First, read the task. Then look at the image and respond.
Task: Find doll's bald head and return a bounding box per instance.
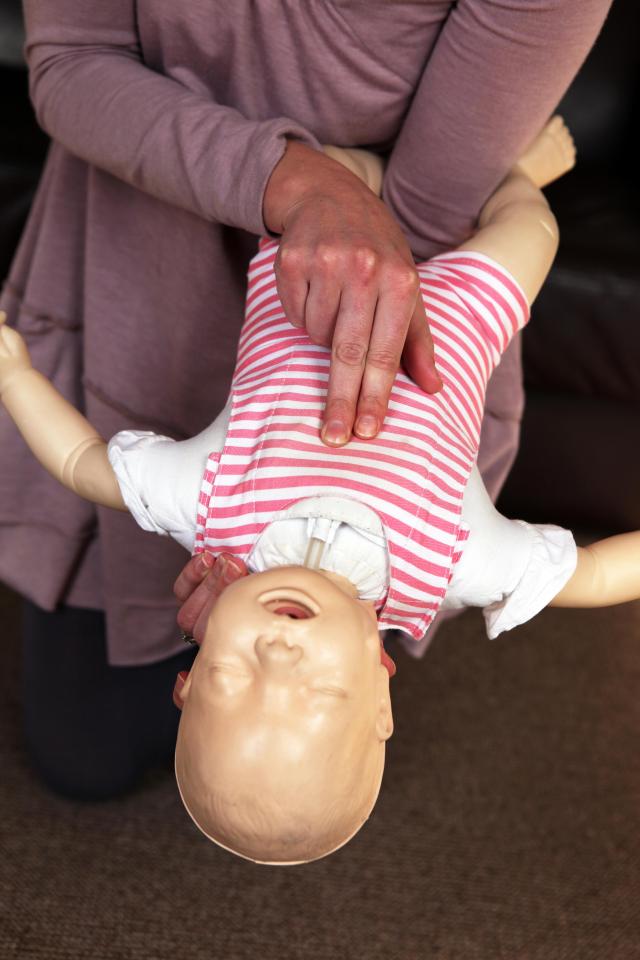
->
[174,566,393,864]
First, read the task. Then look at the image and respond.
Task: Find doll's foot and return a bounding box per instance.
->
[516,116,576,189]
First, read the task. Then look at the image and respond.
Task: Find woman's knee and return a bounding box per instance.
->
[21,602,142,800]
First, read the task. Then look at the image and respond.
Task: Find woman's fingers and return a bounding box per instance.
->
[173,552,214,603]
[320,265,378,445]
[303,265,341,347]
[318,255,433,446]
[267,142,442,442]
[278,244,442,445]
[275,246,308,329]
[401,295,442,395]
[350,263,419,439]
[174,552,247,636]
[177,577,217,637]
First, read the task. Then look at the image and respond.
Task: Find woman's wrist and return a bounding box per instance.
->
[322,145,385,197]
[263,139,361,234]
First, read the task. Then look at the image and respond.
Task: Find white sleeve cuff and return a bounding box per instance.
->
[483,522,577,639]
[107,431,175,538]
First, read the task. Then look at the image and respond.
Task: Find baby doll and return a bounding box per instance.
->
[2,120,639,865]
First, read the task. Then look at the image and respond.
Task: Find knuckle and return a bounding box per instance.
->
[277,246,305,275]
[334,339,367,367]
[367,347,401,371]
[352,247,379,282]
[314,244,339,272]
[391,265,420,296]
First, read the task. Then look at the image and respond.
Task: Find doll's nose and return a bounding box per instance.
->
[255,634,303,669]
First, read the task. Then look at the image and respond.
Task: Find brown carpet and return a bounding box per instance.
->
[1,583,639,960]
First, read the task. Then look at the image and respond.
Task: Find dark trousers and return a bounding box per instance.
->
[22,602,196,800]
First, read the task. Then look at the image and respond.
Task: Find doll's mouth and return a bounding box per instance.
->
[264,599,314,620]
[259,589,319,620]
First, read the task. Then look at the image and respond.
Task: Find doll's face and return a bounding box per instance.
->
[175,566,393,862]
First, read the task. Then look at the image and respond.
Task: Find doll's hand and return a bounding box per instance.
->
[0,312,33,395]
[174,552,248,643]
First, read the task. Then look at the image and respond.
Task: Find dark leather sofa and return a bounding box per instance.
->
[2,0,638,534]
[498,0,640,533]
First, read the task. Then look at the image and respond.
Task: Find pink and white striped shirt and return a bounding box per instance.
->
[194,239,529,640]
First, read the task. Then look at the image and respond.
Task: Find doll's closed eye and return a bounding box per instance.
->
[309,685,349,700]
[207,663,252,691]
[207,662,348,701]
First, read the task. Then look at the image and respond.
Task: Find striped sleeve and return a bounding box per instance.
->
[419,251,530,364]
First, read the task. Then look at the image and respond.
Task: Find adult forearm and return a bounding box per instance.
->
[24,2,319,234]
[381,0,611,258]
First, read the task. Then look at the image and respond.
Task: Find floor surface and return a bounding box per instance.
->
[1,584,639,959]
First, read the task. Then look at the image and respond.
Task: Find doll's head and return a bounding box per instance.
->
[174,565,393,865]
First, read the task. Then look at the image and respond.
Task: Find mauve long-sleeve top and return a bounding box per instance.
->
[0,0,610,663]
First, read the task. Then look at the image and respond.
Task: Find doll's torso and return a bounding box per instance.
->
[107,243,576,648]
[194,240,528,640]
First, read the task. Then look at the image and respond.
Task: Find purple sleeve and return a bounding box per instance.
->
[23,1,320,235]
[381,0,611,259]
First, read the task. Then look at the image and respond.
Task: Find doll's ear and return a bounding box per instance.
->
[375,667,394,741]
[173,670,193,711]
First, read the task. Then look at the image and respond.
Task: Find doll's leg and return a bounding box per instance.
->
[22,602,196,801]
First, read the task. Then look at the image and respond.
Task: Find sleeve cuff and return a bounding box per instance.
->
[483,521,577,639]
[107,431,174,537]
[235,119,322,237]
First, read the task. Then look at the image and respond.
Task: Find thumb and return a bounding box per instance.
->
[401,296,442,394]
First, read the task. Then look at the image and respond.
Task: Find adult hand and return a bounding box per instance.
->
[174,552,248,644]
[263,142,442,447]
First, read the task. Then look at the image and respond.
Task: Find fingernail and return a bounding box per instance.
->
[222,556,243,584]
[355,415,378,438]
[198,552,214,573]
[322,420,348,446]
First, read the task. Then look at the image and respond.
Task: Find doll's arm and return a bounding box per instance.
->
[456,118,578,305]
[322,145,384,198]
[550,533,640,608]
[456,167,558,306]
[0,314,126,510]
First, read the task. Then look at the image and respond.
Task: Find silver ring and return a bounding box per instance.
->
[180,630,197,646]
